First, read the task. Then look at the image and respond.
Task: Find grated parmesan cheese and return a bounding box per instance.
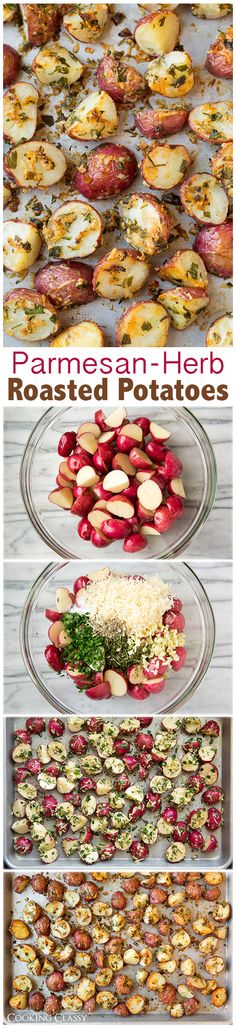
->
[77,571,173,645]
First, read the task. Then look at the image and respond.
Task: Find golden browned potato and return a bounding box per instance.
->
[13,976,32,992]
[9,994,28,1009]
[211,987,227,1007]
[9,919,30,940]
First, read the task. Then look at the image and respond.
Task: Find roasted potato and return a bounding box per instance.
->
[21,4,61,45]
[4,5,17,22]
[3,220,41,273]
[158,287,209,329]
[66,91,118,141]
[189,101,232,143]
[93,248,150,300]
[9,993,28,1009]
[193,220,233,276]
[50,323,106,348]
[142,143,191,190]
[35,261,94,308]
[212,902,231,921]
[206,314,232,347]
[44,200,103,260]
[135,106,188,139]
[97,54,146,106]
[3,83,38,145]
[211,987,227,1007]
[211,141,233,200]
[120,193,173,255]
[180,173,228,224]
[32,44,83,86]
[9,919,30,940]
[63,5,108,42]
[4,142,66,190]
[158,249,208,289]
[3,288,60,342]
[134,10,180,56]
[13,975,32,992]
[3,44,20,87]
[146,52,194,97]
[205,25,233,77]
[116,300,170,347]
[75,144,137,201]
[192,4,231,16]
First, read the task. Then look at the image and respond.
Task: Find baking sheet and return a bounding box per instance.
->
[3,869,233,1023]
[4,716,232,870]
[3,3,233,347]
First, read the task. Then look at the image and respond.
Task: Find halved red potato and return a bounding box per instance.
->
[50,323,106,348]
[97,54,146,106]
[4,142,66,190]
[35,261,94,308]
[206,314,232,347]
[119,193,173,256]
[3,220,41,272]
[3,83,38,145]
[146,52,194,97]
[75,144,137,201]
[43,201,103,259]
[192,4,231,17]
[3,288,60,342]
[20,4,61,45]
[135,106,188,139]
[211,142,233,200]
[158,250,208,289]
[3,44,20,87]
[142,143,191,191]
[193,220,233,277]
[3,5,17,21]
[205,25,233,78]
[63,5,108,42]
[158,287,210,329]
[32,44,83,86]
[93,248,150,300]
[66,91,118,141]
[3,184,12,207]
[180,174,228,224]
[134,10,179,56]
[188,101,232,143]
[49,487,74,510]
[116,300,170,347]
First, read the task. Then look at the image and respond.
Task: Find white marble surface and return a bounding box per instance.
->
[4,561,232,716]
[4,408,232,559]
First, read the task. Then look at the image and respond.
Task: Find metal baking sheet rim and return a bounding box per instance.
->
[4,717,232,871]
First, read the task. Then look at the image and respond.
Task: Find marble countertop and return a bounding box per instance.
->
[4,408,232,560]
[4,561,232,716]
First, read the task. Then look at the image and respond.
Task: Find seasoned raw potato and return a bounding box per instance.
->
[166,843,186,862]
[189,101,232,143]
[134,11,180,56]
[4,5,17,21]
[3,184,12,208]
[142,143,191,190]
[211,987,227,1006]
[3,288,60,342]
[75,144,137,201]
[116,300,170,347]
[211,141,233,200]
[180,174,228,224]
[4,142,66,190]
[97,54,146,106]
[205,25,233,78]
[93,248,150,300]
[21,4,61,45]
[35,261,94,308]
[50,323,106,348]
[158,249,208,289]
[135,106,188,139]
[193,221,233,276]
[206,315,232,347]
[3,220,41,273]
[120,193,173,255]
[3,44,21,87]
[158,287,209,329]
[63,5,108,42]
[3,84,38,145]
[32,44,83,86]
[9,994,28,1009]
[146,52,194,97]
[192,4,231,15]
[66,92,118,141]
[44,201,103,259]
[9,919,30,940]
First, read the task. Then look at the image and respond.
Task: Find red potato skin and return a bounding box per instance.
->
[193,221,233,278]
[35,262,94,309]
[75,144,137,200]
[135,107,189,139]
[205,27,233,79]
[3,44,20,87]
[97,54,146,106]
[21,4,61,45]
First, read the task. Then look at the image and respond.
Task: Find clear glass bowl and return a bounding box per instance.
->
[20,560,215,716]
[20,406,217,560]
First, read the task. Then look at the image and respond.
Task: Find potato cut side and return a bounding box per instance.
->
[105,407,127,429]
[77,422,101,439]
[76,467,100,488]
[103,470,129,493]
[120,423,143,442]
[44,201,103,260]
[33,44,83,85]
[180,174,228,224]
[55,588,73,613]
[93,248,150,299]
[48,487,74,510]
[3,220,41,272]
[206,314,232,347]
[192,4,231,17]
[158,287,210,329]
[104,670,128,695]
[59,461,76,482]
[158,249,208,289]
[106,496,134,519]
[140,523,160,535]
[3,289,60,342]
[137,480,162,511]
[78,433,98,455]
[142,143,191,190]
[63,5,108,42]
[120,193,172,256]
[4,141,66,189]
[171,478,185,497]
[113,453,137,475]
[88,509,107,530]
[3,82,38,144]
[50,323,105,348]
[146,51,194,97]
[150,422,171,441]
[116,301,170,347]
[66,91,118,141]
[189,102,232,143]
[135,10,179,56]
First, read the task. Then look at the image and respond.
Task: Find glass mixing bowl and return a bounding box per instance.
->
[20,407,216,560]
[20,560,215,716]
